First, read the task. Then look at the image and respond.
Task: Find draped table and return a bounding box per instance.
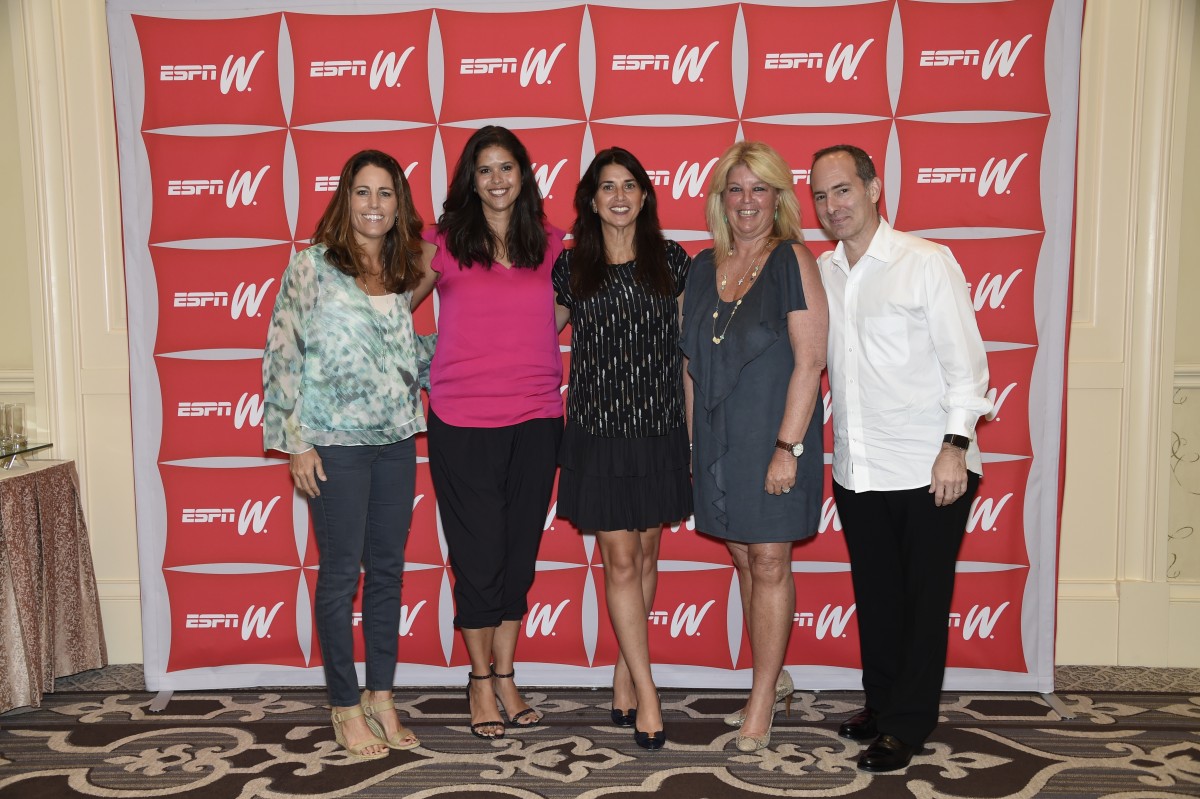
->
[0,460,107,712]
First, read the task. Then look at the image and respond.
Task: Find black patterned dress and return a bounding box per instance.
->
[551,240,693,531]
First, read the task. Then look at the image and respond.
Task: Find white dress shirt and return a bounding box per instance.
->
[819,218,992,492]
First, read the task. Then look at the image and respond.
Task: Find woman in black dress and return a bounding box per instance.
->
[680,141,828,753]
[552,147,692,751]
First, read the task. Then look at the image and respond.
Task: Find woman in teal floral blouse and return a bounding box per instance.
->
[262,150,435,761]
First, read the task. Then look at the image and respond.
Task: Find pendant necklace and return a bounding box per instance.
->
[712,243,768,345]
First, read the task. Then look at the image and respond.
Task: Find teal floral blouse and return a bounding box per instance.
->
[262,244,434,453]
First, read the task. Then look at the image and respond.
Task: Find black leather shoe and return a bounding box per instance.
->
[858,733,918,772]
[610,707,637,728]
[838,707,878,741]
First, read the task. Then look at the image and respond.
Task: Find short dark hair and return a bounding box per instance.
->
[812,144,877,184]
[569,147,672,299]
[437,125,547,270]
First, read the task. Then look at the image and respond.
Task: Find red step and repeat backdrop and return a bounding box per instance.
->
[106,0,1083,692]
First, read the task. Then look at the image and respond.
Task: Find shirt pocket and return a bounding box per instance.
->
[862,315,910,364]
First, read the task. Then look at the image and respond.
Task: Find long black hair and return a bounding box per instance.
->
[570,147,672,299]
[312,149,424,293]
[436,125,547,269]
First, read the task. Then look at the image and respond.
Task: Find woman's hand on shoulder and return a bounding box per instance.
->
[290,448,326,498]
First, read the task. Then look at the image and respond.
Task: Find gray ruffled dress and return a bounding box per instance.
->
[680,241,823,543]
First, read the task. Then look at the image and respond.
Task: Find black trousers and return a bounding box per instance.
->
[427,408,562,629]
[833,472,980,747]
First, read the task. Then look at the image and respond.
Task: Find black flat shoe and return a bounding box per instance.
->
[610,707,637,728]
[838,707,878,741]
[633,727,666,750]
[858,733,918,772]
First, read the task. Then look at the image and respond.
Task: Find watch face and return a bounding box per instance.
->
[792,444,804,457]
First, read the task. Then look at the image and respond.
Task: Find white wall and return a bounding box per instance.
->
[2,0,1197,667]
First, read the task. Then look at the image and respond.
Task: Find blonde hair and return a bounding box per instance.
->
[704,141,804,261]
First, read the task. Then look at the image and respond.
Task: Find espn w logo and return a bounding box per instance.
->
[160,52,263,94]
[918,50,980,67]
[977,155,1026,196]
[916,156,1026,196]
[917,168,977,184]
[173,281,275,319]
[532,159,569,200]
[648,160,720,200]
[794,603,856,639]
[178,401,231,417]
[526,600,571,636]
[981,36,1033,79]
[226,166,271,207]
[613,42,719,85]
[818,498,842,535]
[764,41,873,83]
[971,270,1022,312]
[235,393,265,430]
[184,601,285,639]
[237,497,280,536]
[919,36,1032,79]
[167,166,271,208]
[181,508,235,523]
[984,382,1017,422]
[461,45,566,87]
[310,60,366,77]
[948,602,1009,640]
[174,291,228,308]
[231,281,274,319]
[399,600,426,636]
[311,48,414,89]
[649,601,716,638]
[967,493,1012,533]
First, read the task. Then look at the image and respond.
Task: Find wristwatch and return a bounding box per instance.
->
[775,439,803,457]
[942,434,971,450]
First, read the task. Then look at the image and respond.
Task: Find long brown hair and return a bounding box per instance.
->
[569,147,673,299]
[311,149,424,292]
[436,126,547,270]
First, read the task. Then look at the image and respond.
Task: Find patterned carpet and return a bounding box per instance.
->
[1,671,1198,798]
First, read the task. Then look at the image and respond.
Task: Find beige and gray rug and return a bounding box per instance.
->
[1,666,1197,798]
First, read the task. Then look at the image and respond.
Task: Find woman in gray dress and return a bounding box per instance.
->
[680,141,828,753]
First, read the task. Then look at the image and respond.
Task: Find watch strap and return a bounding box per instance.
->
[943,433,971,450]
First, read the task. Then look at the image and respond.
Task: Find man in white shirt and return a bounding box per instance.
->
[810,144,992,772]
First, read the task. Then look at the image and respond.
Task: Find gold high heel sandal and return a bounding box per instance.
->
[330,704,390,761]
[723,669,794,728]
[360,691,421,750]
[735,706,777,753]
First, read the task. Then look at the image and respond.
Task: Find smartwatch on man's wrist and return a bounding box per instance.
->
[942,434,971,451]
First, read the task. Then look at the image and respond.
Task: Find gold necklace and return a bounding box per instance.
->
[711,243,768,345]
[357,273,387,296]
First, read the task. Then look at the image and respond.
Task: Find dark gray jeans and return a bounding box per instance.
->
[309,438,416,707]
